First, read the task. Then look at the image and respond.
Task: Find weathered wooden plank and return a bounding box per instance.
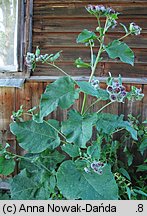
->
[33,4,147,18]
[32,33,147,49]
[32,62,103,76]
[31,46,147,64]
[32,61,147,78]
[0,87,16,156]
[0,88,15,131]
[33,18,147,33]
[34,1,147,4]
[15,82,32,121]
[30,82,44,108]
[28,76,147,84]
[142,84,147,121]
[103,62,147,78]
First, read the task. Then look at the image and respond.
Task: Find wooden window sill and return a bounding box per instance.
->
[28,76,147,84]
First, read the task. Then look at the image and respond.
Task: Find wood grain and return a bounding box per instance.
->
[0,0,147,167]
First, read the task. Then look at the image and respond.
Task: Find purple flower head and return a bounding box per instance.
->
[111,20,117,29]
[86,4,117,17]
[110,94,117,101]
[91,161,97,169]
[127,86,144,101]
[120,86,126,92]
[115,82,120,87]
[91,78,99,90]
[114,87,121,93]
[87,4,94,11]
[121,91,127,97]
[91,161,105,175]
[129,22,142,35]
[84,167,90,173]
[97,162,105,167]
[97,170,103,175]
[99,5,106,12]
[107,86,113,92]
[25,52,35,64]
[106,7,115,14]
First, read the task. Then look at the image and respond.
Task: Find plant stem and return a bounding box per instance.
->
[90,41,94,69]
[81,18,109,115]
[81,93,87,115]
[81,41,95,115]
[97,17,101,30]
[44,120,67,140]
[88,43,103,83]
[113,128,125,134]
[83,98,101,115]
[8,152,51,174]
[89,17,109,83]
[77,156,91,163]
[60,140,69,144]
[97,101,113,113]
[46,61,70,78]
[118,32,131,41]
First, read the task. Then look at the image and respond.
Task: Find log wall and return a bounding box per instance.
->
[0,0,147,165]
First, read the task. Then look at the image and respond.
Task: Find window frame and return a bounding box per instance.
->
[0,0,33,79]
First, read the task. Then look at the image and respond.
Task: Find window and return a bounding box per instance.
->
[0,0,33,74]
[0,0,18,72]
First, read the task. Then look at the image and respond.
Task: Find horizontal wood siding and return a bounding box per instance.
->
[32,0,147,79]
[0,1,147,178]
[0,80,146,132]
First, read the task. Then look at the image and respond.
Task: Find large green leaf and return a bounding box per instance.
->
[61,144,80,158]
[0,156,15,176]
[19,153,41,173]
[87,141,101,161]
[77,81,109,100]
[96,113,137,140]
[76,29,97,44]
[139,136,147,155]
[0,192,10,200]
[10,169,51,200]
[61,110,97,148]
[10,169,37,200]
[119,168,131,181]
[57,160,118,200]
[136,164,147,172]
[40,77,79,119]
[105,40,134,66]
[133,189,147,198]
[10,120,60,153]
[41,150,65,170]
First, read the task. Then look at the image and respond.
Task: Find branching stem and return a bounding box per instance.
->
[97,101,113,113]
[44,120,67,140]
[7,152,51,174]
[83,98,101,115]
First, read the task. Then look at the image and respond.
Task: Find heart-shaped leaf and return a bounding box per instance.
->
[57,160,118,200]
[96,113,137,140]
[40,77,79,119]
[77,81,109,100]
[61,110,97,148]
[76,29,97,44]
[0,156,15,176]
[105,40,134,66]
[10,120,60,153]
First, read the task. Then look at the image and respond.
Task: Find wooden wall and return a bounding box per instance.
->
[0,0,147,158]
[32,0,147,79]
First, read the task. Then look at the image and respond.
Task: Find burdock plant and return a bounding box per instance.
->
[0,5,144,200]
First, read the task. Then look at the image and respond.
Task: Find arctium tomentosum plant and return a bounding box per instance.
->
[0,4,145,200]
